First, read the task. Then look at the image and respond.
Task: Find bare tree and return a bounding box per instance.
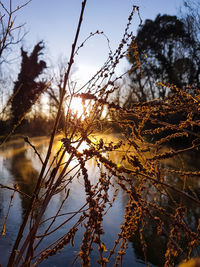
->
[0,0,32,123]
[0,0,31,66]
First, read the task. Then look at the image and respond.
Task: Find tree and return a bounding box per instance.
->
[0,0,31,124]
[180,0,200,89]
[0,0,31,68]
[11,41,47,125]
[128,14,196,101]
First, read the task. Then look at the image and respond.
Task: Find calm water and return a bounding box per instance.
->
[0,136,199,266]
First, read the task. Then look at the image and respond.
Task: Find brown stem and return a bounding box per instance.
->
[8,1,88,266]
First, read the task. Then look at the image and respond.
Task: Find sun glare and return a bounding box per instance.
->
[66,97,85,118]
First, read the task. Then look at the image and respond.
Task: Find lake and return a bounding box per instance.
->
[0,136,199,266]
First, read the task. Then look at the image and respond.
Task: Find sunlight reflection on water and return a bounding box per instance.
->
[0,135,199,266]
[0,136,146,267]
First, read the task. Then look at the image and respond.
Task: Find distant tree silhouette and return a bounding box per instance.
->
[128,14,196,101]
[181,0,200,89]
[11,41,46,125]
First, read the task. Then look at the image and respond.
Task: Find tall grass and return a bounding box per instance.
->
[0,1,200,266]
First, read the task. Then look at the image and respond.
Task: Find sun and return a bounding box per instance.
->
[66,96,85,118]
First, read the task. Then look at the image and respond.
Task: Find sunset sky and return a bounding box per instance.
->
[14,0,184,84]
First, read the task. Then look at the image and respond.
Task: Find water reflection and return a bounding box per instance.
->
[9,150,38,211]
[0,136,199,266]
[128,152,200,267]
[129,187,200,266]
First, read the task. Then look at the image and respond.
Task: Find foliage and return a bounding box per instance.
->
[0,0,33,132]
[128,14,199,101]
[11,41,47,125]
[181,0,200,88]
